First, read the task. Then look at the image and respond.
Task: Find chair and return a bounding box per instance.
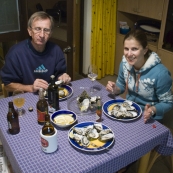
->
[138,126,173,173]
[1,83,8,98]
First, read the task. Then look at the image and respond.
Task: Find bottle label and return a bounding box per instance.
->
[41,137,49,148]
[37,109,46,123]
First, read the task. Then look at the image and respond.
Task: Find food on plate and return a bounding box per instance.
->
[69,123,114,148]
[108,100,138,119]
[59,87,68,98]
[76,90,99,112]
[54,114,74,125]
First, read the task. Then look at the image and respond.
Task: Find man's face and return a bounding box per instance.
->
[28,18,52,47]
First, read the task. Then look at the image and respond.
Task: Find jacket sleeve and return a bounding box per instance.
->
[154,69,173,118]
[0,51,22,85]
[116,60,126,94]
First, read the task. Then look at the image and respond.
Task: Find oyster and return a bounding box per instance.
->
[99,129,112,136]
[73,134,83,143]
[87,129,99,139]
[94,123,103,132]
[80,99,90,112]
[59,89,65,97]
[113,104,121,111]
[81,136,90,147]
[73,127,84,135]
[100,133,114,141]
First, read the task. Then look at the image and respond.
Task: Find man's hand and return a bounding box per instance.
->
[58,73,71,84]
[33,79,49,92]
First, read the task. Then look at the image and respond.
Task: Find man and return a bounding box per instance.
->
[0,11,71,93]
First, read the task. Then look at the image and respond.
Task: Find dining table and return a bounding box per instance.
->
[0,78,173,173]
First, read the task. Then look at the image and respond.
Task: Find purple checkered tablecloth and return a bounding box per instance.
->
[0,78,173,173]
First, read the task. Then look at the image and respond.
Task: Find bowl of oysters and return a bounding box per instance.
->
[67,87,102,115]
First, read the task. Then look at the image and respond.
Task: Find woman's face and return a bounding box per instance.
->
[124,38,148,70]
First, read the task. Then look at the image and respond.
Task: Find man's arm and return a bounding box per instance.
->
[5,79,49,93]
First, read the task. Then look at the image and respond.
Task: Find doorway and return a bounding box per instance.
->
[0,0,84,95]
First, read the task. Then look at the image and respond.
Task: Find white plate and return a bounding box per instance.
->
[140,25,160,33]
[68,121,115,152]
[103,99,142,122]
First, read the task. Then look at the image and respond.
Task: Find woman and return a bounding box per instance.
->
[106,29,173,123]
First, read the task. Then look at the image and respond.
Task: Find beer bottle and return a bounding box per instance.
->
[7,102,20,135]
[42,113,55,136]
[96,98,102,122]
[48,75,59,112]
[37,88,48,125]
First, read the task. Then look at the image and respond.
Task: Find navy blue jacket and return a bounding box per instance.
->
[0,39,66,85]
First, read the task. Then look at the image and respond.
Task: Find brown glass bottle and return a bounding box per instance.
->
[42,113,55,136]
[7,102,20,135]
[96,99,102,122]
[37,88,48,125]
[48,75,59,112]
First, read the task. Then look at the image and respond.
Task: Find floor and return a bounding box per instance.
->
[1,74,172,173]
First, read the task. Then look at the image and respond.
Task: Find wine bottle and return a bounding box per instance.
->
[48,75,59,113]
[42,113,55,136]
[96,99,102,122]
[37,88,48,125]
[7,102,20,134]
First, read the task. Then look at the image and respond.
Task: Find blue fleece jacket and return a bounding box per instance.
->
[116,52,173,120]
[0,39,66,85]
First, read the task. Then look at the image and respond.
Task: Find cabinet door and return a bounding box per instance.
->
[138,0,164,20]
[157,49,173,79]
[118,0,137,14]
[115,34,124,75]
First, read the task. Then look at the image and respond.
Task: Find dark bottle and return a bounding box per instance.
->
[37,88,48,125]
[48,75,59,112]
[96,98,102,122]
[42,113,55,136]
[7,102,20,135]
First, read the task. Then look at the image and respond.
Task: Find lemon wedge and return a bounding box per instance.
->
[54,114,74,125]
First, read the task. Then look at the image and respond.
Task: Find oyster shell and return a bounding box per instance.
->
[80,99,90,112]
[99,129,112,136]
[73,134,83,143]
[87,128,99,139]
[81,136,90,147]
[59,90,65,97]
[94,123,103,132]
[73,127,84,135]
[100,133,114,141]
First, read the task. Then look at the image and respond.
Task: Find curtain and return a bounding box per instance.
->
[91,0,116,79]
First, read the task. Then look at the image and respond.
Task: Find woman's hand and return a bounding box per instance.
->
[143,104,156,123]
[106,81,120,95]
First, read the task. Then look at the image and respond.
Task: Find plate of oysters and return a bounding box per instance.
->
[67,87,102,115]
[44,84,73,101]
[103,99,142,121]
[68,122,115,152]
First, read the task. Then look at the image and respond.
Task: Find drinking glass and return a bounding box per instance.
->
[13,90,25,116]
[88,65,98,93]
